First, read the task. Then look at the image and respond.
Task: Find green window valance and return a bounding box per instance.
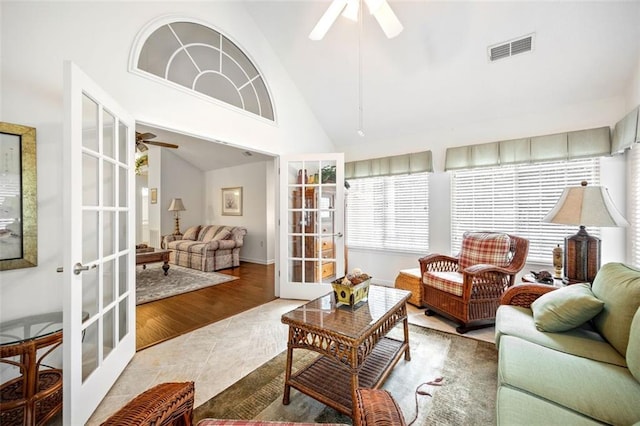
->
[611,106,640,154]
[345,151,433,179]
[444,126,611,171]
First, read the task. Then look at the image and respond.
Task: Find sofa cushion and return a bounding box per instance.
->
[530,283,604,332]
[198,225,220,241]
[497,386,602,426]
[628,309,640,382]
[498,335,640,425]
[211,229,231,241]
[591,262,640,357]
[495,305,627,367]
[183,225,201,241]
[458,232,511,270]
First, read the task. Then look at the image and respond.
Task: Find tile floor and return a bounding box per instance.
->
[85,296,495,425]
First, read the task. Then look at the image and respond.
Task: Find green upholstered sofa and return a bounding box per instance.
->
[495,262,640,425]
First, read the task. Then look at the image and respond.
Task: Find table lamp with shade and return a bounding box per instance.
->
[542,181,628,283]
[168,198,186,235]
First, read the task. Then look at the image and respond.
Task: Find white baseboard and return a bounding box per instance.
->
[239,257,275,265]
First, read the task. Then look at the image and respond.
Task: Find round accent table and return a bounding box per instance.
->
[0,312,64,426]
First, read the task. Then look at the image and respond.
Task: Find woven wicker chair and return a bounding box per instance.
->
[354,388,406,426]
[101,381,194,426]
[419,232,529,333]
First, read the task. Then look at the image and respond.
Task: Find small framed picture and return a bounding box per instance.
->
[150,188,157,204]
[222,187,242,216]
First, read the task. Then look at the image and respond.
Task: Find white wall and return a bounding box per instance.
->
[160,150,205,236]
[0,1,332,322]
[204,161,274,265]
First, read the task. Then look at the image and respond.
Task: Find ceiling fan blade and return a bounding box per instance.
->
[309,0,348,40]
[137,132,156,141]
[365,0,403,38]
[342,0,359,21]
[144,140,179,149]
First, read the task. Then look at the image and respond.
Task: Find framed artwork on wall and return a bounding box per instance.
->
[0,122,37,270]
[222,187,242,216]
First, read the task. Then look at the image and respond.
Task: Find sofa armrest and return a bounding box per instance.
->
[162,234,183,249]
[499,284,557,308]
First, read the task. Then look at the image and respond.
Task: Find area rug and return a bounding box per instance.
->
[193,324,497,425]
[136,263,238,305]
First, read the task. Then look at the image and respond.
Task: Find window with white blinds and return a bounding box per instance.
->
[628,147,640,268]
[451,158,600,264]
[347,173,429,253]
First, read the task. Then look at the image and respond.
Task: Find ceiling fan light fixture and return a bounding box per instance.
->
[309,0,348,40]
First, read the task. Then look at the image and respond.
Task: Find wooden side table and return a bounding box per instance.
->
[0,312,64,426]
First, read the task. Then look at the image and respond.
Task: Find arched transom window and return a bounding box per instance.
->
[136,20,274,121]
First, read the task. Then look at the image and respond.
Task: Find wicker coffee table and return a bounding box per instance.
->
[281,285,411,418]
[136,247,170,275]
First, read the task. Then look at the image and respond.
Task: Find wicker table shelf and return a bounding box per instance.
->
[281,286,411,418]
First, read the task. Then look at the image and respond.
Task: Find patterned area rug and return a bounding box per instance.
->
[136,263,238,305]
[194,324,497,425]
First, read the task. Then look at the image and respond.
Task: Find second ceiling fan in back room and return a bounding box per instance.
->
[135,132,179,152]
[309,0,403,40]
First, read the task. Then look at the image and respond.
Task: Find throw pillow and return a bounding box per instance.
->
[458,232,511,270]
[212,229,231,241]
[531,283,605,332]
[182,225,201,241]
[591,262,640,357]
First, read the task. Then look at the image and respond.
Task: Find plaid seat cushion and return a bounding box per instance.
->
[423,271,464,296]
[458,232,511,270]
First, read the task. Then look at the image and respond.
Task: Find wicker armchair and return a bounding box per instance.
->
[101,381,194,426]
[419,232,529,333]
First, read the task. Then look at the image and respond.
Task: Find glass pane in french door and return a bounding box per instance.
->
[286,159,338,284]
[79,92,132,382]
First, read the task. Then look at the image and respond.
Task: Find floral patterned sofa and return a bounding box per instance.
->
[162,225,247,272]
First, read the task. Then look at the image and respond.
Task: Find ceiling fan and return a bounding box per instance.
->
[309,0,403,40]
[135,132,179,152]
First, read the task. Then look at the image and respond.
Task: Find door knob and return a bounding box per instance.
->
[73,262,96,275]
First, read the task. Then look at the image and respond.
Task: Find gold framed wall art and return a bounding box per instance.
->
[0,122,37,270]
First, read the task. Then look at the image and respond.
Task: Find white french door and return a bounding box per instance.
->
[62,62,136,424]
[279,154,345,300]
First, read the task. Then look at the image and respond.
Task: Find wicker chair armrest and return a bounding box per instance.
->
[499,284,557,307]
[419,253,458,265]
[354,388,406,426]
[419,253,459,276]
[463,263,513,275]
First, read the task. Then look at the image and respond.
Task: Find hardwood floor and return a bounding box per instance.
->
[136,262,276,351]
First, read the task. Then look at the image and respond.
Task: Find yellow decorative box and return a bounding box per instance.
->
[331,276,371,306]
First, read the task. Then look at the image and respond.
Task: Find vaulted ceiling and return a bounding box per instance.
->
[243,1,640,148]
[143,1,640,170]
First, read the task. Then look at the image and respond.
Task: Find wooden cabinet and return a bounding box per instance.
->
[291,187,336,282]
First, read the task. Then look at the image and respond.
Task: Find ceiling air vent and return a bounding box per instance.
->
[489,34,534,62]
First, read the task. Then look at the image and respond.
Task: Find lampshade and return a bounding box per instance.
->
[542,181,627,283]
[168,198,186,212]
[542,181,628,227]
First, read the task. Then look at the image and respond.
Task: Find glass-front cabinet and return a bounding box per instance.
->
[287,160,338,283]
